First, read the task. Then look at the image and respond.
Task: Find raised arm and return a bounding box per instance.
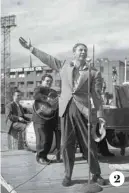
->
[19,37,62,72]
[32,47,62,71]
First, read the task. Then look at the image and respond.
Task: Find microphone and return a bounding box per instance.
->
[86,57,92,63]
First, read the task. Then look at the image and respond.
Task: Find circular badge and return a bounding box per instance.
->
[109,171,125,187]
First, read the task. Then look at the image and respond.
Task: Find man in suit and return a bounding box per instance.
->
[32,74,58,165]
[6,89,31,149]
[19,38,106,187]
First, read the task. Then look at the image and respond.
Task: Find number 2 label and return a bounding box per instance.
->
[114,175,120,183]
[109,171,125,187]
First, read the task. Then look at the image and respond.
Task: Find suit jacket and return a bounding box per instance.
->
[6,101,30,134]
[32,47,104,119]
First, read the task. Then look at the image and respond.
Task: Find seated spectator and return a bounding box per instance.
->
[6,89,31,149]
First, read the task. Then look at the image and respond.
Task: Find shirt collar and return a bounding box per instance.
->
[71,60,88,70]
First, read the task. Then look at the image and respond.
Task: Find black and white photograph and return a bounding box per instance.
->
[1,0,129,193]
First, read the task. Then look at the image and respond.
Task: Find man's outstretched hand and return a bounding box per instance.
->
[19,37,32,50]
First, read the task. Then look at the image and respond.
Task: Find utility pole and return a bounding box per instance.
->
[1,15,16,112]
[29,54,33,68]
[124,57,127,83]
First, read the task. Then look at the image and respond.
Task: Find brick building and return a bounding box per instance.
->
[1,65,61,100]
[95,58,126,93]
[1,58,127,101]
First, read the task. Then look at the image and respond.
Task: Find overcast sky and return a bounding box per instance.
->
[1,0,129,68]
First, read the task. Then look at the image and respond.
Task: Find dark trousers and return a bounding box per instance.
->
[33,122,54,158]
[61,100,101,179]
[80,137,110,155]
[96,137,109,154]
[8,122,26,150]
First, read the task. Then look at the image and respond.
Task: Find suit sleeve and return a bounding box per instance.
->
[6,103,19,122]
[23,115,31,122]
[32,47,62,72]
[22,107,32,114]
[91,71,104,118]
[21,107,31,121]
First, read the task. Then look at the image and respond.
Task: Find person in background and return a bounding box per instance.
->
[19,38,106,188]
[32,74,58,165]
[6,89,31,149]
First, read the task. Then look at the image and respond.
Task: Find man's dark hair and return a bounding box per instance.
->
[12,88,21,96]
[41,74,53,81]
[72,43,88,53]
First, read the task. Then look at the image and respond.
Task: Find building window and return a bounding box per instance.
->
[55,80,61,87]
[18,72,25,78]
[18,82,24,88]
[27,81,34,88]
[27,71,31,75]
[100,66,104,73]
[46,69,53,73]
[10,73,16,78]
[1,73,4,79]
[27,92,34,98]
[36,71,42,76]
[21,92,24,97]
[10,82,15,87]
[36,81,41,86]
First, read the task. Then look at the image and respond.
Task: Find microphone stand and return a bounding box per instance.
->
[84,59,103,193]
[88,59,91,187]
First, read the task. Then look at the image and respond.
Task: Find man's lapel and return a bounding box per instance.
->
[75,70,89,91]
[12,102,18,115]
[67,62,89,91]
[67,62,74,89]
[19,104,24,115]
[12,102,24,115]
